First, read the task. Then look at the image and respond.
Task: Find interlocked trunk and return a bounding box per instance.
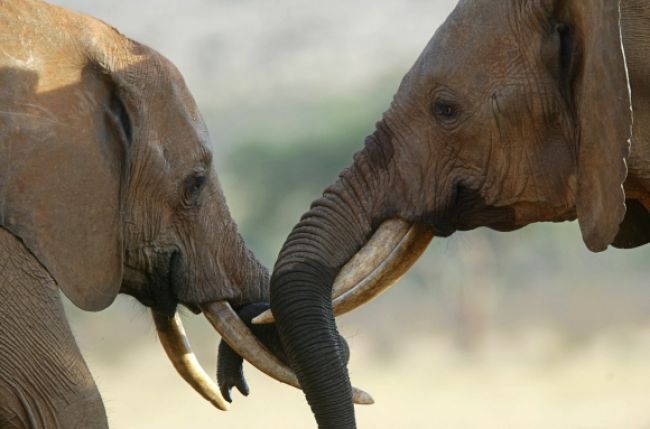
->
[270,124,394,428]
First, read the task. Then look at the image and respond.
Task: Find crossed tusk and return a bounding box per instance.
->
[154,302,374,410]
[201,301,374,405]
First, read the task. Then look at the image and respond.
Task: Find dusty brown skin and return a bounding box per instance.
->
[0,0,289,427]
[268,1,650,427]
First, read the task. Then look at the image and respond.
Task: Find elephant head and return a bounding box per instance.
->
[0,0,310,411]
[264,0,634,427]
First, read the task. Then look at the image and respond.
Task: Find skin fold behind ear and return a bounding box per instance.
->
[562,0,633,251]
[612,199,650,248]
[0,28,126,311]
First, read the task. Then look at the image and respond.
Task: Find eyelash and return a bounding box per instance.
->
[183,175,206,205]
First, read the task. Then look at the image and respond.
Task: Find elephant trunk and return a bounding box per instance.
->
[220,224,270,304]
[270,123,397,428]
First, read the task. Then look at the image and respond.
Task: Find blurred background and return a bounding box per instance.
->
[50,1,650,427]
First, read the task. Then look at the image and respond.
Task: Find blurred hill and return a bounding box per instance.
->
[46,1,650,427]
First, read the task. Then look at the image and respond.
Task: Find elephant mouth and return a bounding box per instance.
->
[123,248,187,315]
[448,185,577,232]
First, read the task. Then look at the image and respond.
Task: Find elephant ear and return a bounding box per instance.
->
[559,0,633,252]
[0,63,130,311]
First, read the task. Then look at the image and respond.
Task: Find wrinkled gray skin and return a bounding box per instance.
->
[0,1,268,427]
[270,1,650,427]
[216,303,350,403]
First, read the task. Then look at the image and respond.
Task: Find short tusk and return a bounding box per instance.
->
[252,219,433,324]
[201,300,374,405]
[153,310,230,411]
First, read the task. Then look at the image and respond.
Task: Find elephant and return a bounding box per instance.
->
[0,0,345,426]
[247,0,650,427]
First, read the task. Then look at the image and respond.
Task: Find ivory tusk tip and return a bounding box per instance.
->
[153,311,231,412]
[214,401,231,411]
[352,388,374,405]
[251,310,275,325]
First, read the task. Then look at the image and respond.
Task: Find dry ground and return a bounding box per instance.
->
[71,301,650,429]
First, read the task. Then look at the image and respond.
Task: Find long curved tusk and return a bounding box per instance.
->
[152,310,230,411]
[330,219,415,298]
[201,300,374,405]
[331,222,433,316]
[252,219,433,324]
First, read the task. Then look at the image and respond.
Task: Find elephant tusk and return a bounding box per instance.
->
[252,219,433,324]
[331,221,433,315]
[201,300,374,405]
[152,310,230,411]
[330,219,412,297]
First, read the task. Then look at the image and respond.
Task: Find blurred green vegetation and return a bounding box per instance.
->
[216,76,400,265]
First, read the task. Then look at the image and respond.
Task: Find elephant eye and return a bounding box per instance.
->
[433,100,459,122]
[183,174,206,206]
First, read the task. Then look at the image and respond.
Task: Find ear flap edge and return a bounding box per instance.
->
[0,63,128,311]
[569,0,632,252]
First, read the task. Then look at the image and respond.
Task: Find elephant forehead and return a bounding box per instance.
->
[416,0,548,92]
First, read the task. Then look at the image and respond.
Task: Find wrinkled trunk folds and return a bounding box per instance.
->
[270,126,394,428]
